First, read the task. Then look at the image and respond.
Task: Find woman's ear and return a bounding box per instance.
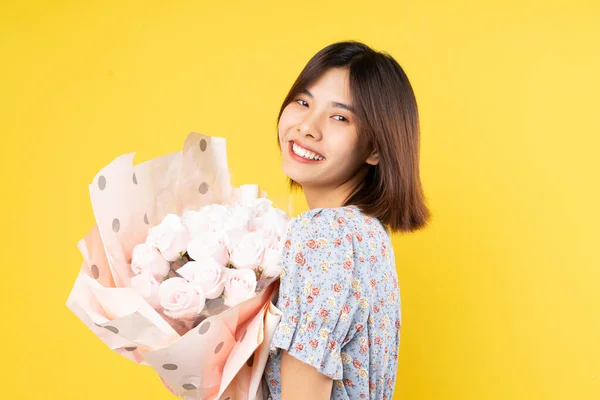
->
[365,149,379,166]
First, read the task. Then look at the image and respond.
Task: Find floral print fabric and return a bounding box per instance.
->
[264,205,401,400]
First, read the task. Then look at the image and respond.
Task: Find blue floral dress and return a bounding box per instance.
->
[264,205,402,400]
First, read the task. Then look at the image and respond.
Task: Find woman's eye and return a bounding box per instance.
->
[293,99,349,123]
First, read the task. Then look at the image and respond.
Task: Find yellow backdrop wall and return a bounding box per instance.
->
[1,1,599,399]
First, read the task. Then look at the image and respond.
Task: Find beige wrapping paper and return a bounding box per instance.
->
[66,133,284,399]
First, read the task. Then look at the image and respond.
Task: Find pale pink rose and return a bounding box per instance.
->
[146,214,190,262]
[224,269,257,307]
[224,228,248,253]
[130,272,161,308]
[181,209,206,237]
[186,232,229,267]
[261,247,283,279]
[250,207,289,238]
[229,232,265,270]
[177,259,226,299]
[247,197,274,218]
[263,235,284,251]
[252,197,273,217]
[131,242,170,280]
[182,204,230,236]
[158,277,205,320]
[224,205,251,232]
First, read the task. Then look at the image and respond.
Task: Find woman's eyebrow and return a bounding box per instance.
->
[301,89,356,114]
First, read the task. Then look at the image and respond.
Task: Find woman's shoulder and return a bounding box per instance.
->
[285,205,393,271]
[289,205,389,250]
[290,205,382,234]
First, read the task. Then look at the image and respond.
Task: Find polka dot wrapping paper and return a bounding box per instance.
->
[66,133,284,400]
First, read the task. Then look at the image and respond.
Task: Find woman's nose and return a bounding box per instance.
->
[297,115,322,141]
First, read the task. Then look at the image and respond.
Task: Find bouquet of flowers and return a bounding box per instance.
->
[66,133,287,400]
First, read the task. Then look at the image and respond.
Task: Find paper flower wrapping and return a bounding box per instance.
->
[66,133,287,400]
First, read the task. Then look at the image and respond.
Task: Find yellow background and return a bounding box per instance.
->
[1,1,599,399]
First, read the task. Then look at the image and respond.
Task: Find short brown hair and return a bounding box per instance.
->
[276,41,431,234]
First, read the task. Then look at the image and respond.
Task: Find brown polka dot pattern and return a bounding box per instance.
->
[198,321,210,335]
[104,325,119,334]
[214,341,224,354]
[199,182,209,194]
[90,264,99,279]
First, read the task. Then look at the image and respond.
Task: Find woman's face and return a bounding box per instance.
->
[278,67,378,192]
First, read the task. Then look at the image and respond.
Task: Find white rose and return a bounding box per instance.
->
[177,259,226,299]
[158,277,205,320]
[249,197,274,217]
[224,205,251,231]
[250,207,289,238]
[229,232,265,270]
[131,242,170,280]
[224,228,248,253]
[224,269,257,307]
[186,232,229,267]
[261,247,283,279]
[263,235,284,251]
[130,272,161,308]
[182,204,231,236]
[146,214,190,262]
[181,209,207,237]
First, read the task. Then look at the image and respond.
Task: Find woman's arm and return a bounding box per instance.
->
[280,350,333,400]
[271,208,359,399]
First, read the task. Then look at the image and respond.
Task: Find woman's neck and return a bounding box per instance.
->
[302,180,359,210]
[302,166,369,209]
[303,188,346,209]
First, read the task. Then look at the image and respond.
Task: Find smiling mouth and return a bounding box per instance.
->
[290,141,325,161]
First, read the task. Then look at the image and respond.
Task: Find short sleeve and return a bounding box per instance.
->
[270,208,362,380]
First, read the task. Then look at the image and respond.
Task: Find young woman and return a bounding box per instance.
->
[264,41,430,400]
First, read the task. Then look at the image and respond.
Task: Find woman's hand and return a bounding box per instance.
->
[280,350,333,400]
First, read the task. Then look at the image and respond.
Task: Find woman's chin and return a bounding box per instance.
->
[285,174,306,186]
[282,166,304,183]
[282,162,330,189]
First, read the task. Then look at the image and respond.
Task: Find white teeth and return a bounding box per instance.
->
[292,143,324,161]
